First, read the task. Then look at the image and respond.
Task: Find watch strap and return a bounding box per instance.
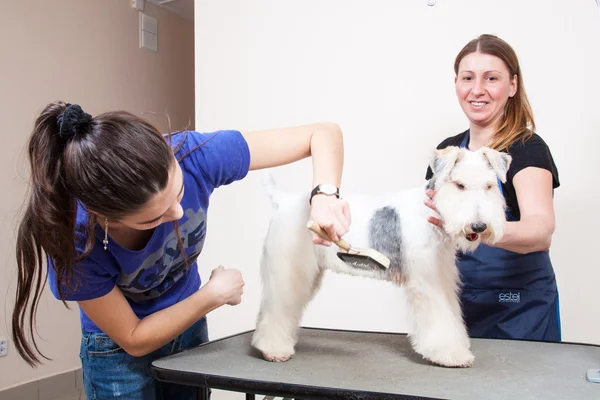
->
[309,184,340,204]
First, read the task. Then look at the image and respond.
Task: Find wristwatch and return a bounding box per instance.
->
[309,184,340,204]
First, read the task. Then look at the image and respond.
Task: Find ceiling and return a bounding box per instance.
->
[146,0,194,21]
[147,0,600,21]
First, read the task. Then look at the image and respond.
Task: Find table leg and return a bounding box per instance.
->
[197,387,211,400]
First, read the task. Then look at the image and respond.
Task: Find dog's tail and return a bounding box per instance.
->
[261,171,282,208]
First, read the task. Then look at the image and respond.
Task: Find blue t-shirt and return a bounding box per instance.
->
[47,129,251,333]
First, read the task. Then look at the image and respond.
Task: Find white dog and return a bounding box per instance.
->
[251,146,512,368]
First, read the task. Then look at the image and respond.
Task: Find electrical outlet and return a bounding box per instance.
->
[0,337,8,357]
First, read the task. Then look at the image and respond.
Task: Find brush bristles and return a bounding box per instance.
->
[337,253,387,271]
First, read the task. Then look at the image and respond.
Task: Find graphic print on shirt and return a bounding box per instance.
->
[118,207,206,302]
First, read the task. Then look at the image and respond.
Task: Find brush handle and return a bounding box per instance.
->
[306,220,351,251]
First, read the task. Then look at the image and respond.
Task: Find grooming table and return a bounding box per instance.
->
[150,327,600,400]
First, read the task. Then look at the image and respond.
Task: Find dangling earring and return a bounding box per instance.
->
[103,217,109,250]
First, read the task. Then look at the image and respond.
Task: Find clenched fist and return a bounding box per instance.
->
[206,266,245,306]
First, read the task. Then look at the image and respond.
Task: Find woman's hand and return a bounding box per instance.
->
[309,195,351,246]
[424,189,444,229]
[205,266,245,306]
[494,167,555,254]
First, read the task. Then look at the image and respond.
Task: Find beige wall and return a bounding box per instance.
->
[0,0,194,390]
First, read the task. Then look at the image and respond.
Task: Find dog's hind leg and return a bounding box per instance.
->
[252,214,322,362]
[402,249,474,368]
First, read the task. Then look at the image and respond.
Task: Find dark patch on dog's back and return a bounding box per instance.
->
[368,206,403,271]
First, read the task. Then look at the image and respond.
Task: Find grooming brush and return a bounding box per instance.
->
[306,220,390,271]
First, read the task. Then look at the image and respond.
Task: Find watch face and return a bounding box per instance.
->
[319,184,337,195]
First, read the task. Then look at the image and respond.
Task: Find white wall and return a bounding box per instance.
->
[193,0,600,356]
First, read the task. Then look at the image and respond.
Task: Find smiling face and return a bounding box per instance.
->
[455,51,517,131]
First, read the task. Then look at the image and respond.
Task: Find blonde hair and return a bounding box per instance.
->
[454,34,535,152]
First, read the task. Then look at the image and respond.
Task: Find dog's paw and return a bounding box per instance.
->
[252,334,295,363]
[262,352,292,363]
[424,346,475,368]
[258,346,294,363]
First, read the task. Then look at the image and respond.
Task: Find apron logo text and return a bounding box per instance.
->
[499,292,521,303]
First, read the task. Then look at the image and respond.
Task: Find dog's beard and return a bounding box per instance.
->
[480,225,505,247]
[437,196,506,253]
[453,235,481,254]
[450,227,502,254]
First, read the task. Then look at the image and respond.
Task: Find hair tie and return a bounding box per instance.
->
[57,104,92,141]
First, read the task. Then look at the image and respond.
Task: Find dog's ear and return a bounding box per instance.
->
[481,147,512,183]
[429,146,462,184]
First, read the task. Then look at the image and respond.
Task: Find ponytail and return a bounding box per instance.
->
[13,101,80,366]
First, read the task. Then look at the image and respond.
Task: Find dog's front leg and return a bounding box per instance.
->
[403,253,474,368]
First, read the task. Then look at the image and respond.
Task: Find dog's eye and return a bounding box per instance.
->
[486,184,494,190]
[455,182,465,190]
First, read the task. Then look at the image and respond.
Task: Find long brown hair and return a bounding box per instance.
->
[13,101,190,367]
[454,34,535,151]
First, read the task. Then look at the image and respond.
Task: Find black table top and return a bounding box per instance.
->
[151,327,600,400]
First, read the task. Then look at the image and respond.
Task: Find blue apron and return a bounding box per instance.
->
[456,133,561,341]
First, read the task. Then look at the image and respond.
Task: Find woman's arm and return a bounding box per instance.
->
[425,166,556,254]
[77,266,243,357]
[242,122,350,244]
[242,122,343,183]
[492,167,555,254]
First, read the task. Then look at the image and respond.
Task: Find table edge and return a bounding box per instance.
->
[150,366,448,400]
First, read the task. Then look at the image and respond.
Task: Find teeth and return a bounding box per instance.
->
[471,101,486,106]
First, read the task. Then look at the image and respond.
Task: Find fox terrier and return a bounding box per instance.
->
[251,146,512,368]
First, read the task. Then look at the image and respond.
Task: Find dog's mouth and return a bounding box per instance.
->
[466,233,479,242]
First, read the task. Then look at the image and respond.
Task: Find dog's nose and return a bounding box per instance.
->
[471,223,487,233]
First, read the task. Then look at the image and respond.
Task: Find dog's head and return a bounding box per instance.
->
[428,146,512,253]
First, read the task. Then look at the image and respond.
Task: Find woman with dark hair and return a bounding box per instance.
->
[425,34,561,342]
[13,101,351,399]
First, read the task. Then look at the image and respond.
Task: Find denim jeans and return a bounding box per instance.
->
[80,317,209,399]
